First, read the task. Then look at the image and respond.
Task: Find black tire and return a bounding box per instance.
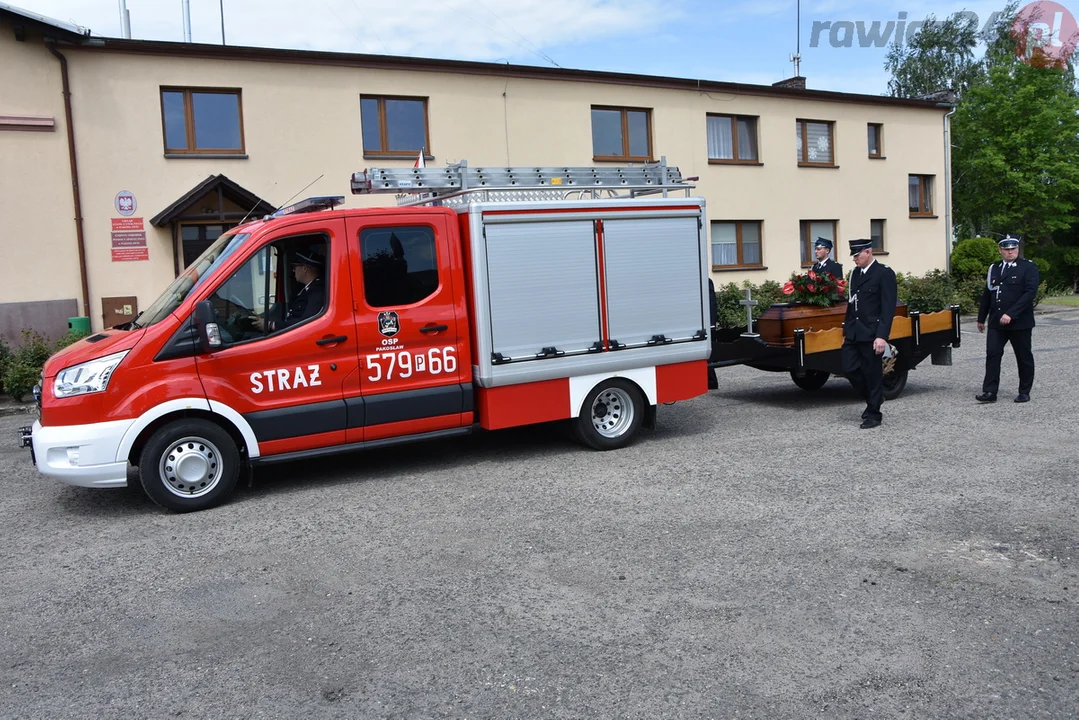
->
[790,369,830,391]
[882,367,908,401]
[572,379,645,450]
[138,419,240,512]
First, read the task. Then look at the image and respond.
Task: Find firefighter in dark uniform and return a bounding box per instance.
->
[811,237,843,280]
[976,236,1039,403]
[842,238,897,429]
[254,249,326,332]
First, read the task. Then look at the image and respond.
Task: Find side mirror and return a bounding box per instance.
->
[193,300,223,353]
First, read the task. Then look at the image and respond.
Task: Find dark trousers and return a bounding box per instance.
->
[982,327,1034,395]
[842,340,883,421]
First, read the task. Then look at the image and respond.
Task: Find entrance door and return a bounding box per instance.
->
[181,224,232,269]
[345,213,470,441]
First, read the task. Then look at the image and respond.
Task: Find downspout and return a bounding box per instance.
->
[942,104,957,273]
[46,41,92,320]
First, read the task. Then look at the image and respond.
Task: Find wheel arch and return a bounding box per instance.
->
[118,398,260,466]
[568,368,657,419]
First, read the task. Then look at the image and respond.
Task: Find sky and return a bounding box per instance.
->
[11,0,1069,95]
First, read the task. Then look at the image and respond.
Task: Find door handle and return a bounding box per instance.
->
[419,324,449,334]
[316,335,348,346]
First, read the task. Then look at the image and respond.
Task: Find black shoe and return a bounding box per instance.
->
[859,418,881,429]
[1014,393,1030,403]
[975,393,997,403]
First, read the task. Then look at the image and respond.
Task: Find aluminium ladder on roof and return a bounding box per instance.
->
[349,159,696,206]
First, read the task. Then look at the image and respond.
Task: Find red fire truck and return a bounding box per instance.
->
[25,162,710,511]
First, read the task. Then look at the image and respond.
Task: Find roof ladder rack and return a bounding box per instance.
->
[349,158,695,206]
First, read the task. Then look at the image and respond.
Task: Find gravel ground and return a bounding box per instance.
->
[1,309,1076,719]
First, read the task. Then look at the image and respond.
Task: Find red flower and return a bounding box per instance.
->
[808,270,817,280]
[782,281,795,294]
[808,284,816,292]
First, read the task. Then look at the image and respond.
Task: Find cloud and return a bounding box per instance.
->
[16,0,676,65]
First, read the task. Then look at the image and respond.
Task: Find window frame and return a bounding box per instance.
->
[706,113,760,164]
[867,123,884,158]
[870,219,886,252]
[796,118,837,167]
[360,95,431,158]
[160,87,245,156]
[909,175,935,217]
[710,220,764,270]
[799,220,838,266]
[591,105,654,163]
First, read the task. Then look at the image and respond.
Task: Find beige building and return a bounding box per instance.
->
[1,4,952,337]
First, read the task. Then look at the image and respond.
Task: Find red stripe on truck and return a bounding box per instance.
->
[477,379,570,430]
[655,361,707,403]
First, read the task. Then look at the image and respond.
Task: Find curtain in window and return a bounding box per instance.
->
[805,122,832,163]
[908,177,921,212]
[707,116,734,160]
[740,222,761,264]
[711,222,738,265]
[737,119,758,161]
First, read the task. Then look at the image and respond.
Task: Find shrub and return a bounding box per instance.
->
[955,275,986,315]
[897,269,956,313]
[951,237,1000,281]
[0,328,89,402]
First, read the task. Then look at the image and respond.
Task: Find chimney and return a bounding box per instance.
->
[773,76,807,90]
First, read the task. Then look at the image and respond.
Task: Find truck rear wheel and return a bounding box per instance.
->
[882,367,908,401]
[138,419,240,512]
[572,379,644,450]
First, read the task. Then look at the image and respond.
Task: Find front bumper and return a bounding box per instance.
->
[30,418,134,488]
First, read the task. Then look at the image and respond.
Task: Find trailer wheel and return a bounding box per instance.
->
[790,369,830,391]
[882,367,908,401]
[573,379,644,450]
[138,419,240,512]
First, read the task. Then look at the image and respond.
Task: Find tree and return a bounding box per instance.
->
[886,5,1079,248]
[884,12,981,99]
[950,56,1079,244]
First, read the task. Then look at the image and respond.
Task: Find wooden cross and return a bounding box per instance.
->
[739,286,759,338]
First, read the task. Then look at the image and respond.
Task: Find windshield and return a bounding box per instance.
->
[137,232,252,328]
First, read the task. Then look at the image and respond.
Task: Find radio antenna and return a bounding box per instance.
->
[274,174,325,212]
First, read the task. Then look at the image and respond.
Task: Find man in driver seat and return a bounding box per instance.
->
[255,249,325,332]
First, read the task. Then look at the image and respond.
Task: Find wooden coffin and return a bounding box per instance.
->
[757,302,908,347]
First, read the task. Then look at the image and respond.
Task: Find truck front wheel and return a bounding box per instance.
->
[572,379,645,450]
[138,419,240,512]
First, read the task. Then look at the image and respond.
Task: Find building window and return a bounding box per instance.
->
[711,221,762,267]
[868,123,883,158]
[591,106,652,161]
[161,88,244,154]
[707,114,758,163]
[360,96,430,156]
[871,219,885,251]
[800,220,837,264]
[796,119,835,166]
[909,175,934,216]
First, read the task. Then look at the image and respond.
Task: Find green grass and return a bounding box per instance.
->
[1042,295,1079,307]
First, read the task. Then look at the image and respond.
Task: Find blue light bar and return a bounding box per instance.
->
[271,196,345,217]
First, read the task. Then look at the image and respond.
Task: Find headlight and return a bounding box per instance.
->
[54,351,129,398]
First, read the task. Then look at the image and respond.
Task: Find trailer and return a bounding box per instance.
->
[711,298,962,399]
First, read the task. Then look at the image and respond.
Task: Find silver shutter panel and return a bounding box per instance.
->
[603,216,703,346]
[484,220,601,359]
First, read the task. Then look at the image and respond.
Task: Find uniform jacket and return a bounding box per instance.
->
[282,276,326,329]
[812,258,843,280]
[844,261,897,342]
[978,258,1039,330]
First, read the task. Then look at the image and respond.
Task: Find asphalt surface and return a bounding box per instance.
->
[1,309,1077,719]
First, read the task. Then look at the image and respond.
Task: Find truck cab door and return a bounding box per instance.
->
[192,218,360,456]
[345,212,470,441]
